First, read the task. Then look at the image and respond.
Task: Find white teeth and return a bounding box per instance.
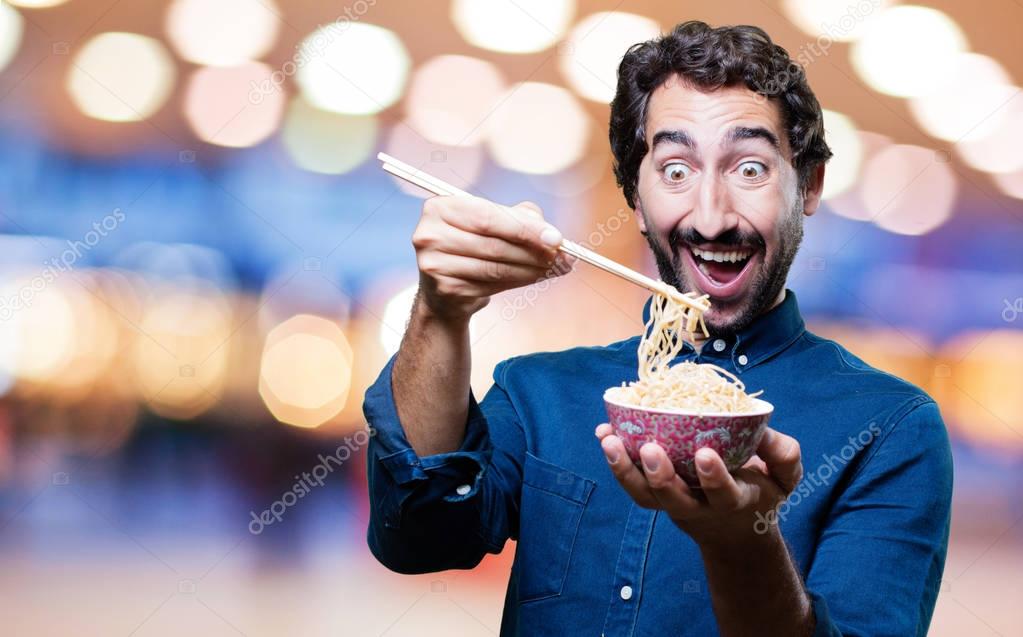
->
[690,247,752,263]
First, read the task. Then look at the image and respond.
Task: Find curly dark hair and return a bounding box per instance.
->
[609,21,833,209]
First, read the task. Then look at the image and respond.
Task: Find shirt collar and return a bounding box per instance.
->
[640,289,805,369]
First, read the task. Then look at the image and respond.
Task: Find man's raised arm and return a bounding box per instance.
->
[363,195,567,573]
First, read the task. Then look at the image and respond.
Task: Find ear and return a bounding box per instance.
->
[801,164,826,218]
[634,195,648,234]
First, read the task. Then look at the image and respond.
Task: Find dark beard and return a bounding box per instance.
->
[642,205,804,338]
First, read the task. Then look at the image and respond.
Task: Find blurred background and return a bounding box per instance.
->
[0,0,1020,634]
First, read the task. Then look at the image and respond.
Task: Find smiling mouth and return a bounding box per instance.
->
[688,246,756,286]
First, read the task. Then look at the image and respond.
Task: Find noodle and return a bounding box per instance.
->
[606,291,763,413]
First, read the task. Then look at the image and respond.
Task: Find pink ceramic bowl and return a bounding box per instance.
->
[604,390,774,486]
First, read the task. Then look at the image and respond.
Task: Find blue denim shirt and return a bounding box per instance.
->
[363,291,953,636]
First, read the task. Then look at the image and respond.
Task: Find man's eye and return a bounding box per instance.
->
[738,161,767,179]
[662,162,691,183]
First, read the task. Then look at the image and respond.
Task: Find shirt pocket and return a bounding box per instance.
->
[517,452,596,603]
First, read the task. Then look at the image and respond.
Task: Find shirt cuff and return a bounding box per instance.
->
[363,355,492,528]
[808,588,842,637]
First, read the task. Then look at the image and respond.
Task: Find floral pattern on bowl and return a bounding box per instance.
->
[604,391,773,487]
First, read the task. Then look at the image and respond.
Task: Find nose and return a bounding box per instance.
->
[689,172,738,241]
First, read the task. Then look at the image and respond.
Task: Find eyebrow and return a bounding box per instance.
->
[651,129,696,150]
[650,125,782,155]
[725,125,781,153]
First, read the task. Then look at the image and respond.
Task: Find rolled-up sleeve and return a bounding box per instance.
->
[363,355,524,574]
[806,398,953,637]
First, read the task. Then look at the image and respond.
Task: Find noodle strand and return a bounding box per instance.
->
[607,291,762,413]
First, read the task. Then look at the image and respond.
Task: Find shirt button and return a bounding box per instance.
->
[455,484,471,496]
[620,585,633,600]
[712,339,726,352]
[737,354,749,366]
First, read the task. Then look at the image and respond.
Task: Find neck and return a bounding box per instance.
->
[767,288,787,312]
[692,288,788,344]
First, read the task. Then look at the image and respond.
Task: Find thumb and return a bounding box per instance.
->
[513,201,544,220]
[756,428,803,492]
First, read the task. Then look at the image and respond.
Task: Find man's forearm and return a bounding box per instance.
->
[699,525,815,637]
[391,294,472,457]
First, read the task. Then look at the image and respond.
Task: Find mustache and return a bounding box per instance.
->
[668,227,766,253]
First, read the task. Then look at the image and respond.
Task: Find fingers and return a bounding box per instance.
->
[432,223,573,278]
[741,454,770,476]
[419,253,553,290]
[693,448,749,511]
[429,196,562,253]
[433,225,563,269]
[598,426,801,527]
[638,443,703,516]
[513,199,580,270]
[599,434,659,509]
[755,428,803,493]
[514,201,544,220]
[597,427,703,514]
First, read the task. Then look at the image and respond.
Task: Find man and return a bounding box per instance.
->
[363,21,952,636]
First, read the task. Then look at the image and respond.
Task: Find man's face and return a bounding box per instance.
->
[635,77,823,336]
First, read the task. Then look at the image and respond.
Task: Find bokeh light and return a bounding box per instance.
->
[0,278,76,384]
[559,11,660,103]
[452,0,574,54]
[52,272,129,395]
[67,32,176,122]
[165,0,280,67]
[954,97,1023,175]
[44,283,119,394]
[908,53,1017,143]
[823,131,892,221]
[379,284,480,356]
[526,151,607,198]
[6,0,69,7]
[860,144,957,235]
[132,286,231,419]
[295,22,409,115]
[114,242,237,292]
[485,82,591,174]
[184,63,285,148]
[379,284,418,356]
[383,121,484,196]
[281,97,378,174]
[257,266,351,336]
[992,170,1023,200]
[782,0,893,42]
[0,244,147,402]
[820,109,863,200]
[941,331,1023,452]
[259,314,354,428]
[850,6,967,98]
[404,55,505,147]
[0,3,24,74]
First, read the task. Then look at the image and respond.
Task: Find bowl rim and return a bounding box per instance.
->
[603,388,774,418]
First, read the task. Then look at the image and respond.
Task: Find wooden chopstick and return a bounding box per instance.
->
[377,152,710,313]
[379,153,470,197]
